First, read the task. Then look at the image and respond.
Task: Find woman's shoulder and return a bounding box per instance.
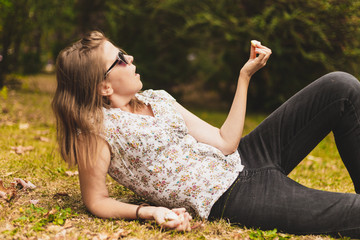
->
[137,89,176,103]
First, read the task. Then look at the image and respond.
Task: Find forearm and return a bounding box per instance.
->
[219,73,250,154]
[85,197,192,231]
[219,41,272,154]
[86,196,156,220]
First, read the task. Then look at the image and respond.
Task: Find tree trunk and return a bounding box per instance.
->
[75,0,106,34]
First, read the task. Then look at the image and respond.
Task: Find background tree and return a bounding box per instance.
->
[1,0,360,111]
[0,0,76,87]
[0,0,29,88]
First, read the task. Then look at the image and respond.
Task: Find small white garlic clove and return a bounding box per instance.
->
[165,211,179,221]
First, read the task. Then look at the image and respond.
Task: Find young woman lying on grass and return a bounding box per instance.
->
[52,31,360,238]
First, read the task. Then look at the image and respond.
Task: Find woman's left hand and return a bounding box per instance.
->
[152,207,192,231]
[240,40,272,79]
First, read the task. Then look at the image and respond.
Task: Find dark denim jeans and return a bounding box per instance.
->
[209,72,360,238]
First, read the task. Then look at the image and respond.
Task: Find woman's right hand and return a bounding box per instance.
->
[151,207,192,231]
[240,40,272,79]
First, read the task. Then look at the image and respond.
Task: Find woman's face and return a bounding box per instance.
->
[102,40,142,98]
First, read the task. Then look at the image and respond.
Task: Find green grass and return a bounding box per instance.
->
[0,74,353,239]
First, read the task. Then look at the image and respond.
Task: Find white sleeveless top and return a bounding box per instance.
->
[101,89,244,218]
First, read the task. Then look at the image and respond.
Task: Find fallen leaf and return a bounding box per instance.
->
[83,230,98,239]
[307,155,322,162]
[5,121,14,126]
[0,191,7,198]
[43,208,58,218]
[47,225,63,232]
[41,235,51,240]
[55,229,67,238]
[53,192,70,199]
[63,220,73,229]
[49,208,58,215]
[110,229,132,239]
[13,178,37,189]
[0,179,7,192]
[65,171,78,177]
[3,171,16,177]
[0,179,17,201]
[35,136,50,142]
[36,130,50,135]
[30,199,39,205]
[19,123,29,129]
[11,145,34,155]
[94,233,108,240]
[3,223,14,233]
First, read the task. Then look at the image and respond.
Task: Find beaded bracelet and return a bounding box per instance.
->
[136,203,150,219]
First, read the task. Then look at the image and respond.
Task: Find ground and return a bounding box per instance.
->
[0,74,353,239]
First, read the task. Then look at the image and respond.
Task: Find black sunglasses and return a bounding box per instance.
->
[104,51,129,78]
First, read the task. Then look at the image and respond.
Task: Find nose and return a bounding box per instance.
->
[125,55,134,64]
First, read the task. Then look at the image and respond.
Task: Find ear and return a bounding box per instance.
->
[98,81,114,96]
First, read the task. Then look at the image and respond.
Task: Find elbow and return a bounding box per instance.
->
[83,196,111,219]
[85,200,106,218]
[217,131,240,156]
[87,203,116,219]
[222,148,237,156]
[219,144,238,156]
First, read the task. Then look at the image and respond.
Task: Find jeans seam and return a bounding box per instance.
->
[241,166,283,176]
[335,98,360,139]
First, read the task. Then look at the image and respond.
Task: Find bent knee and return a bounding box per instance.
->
[321,71,360,96]
[324,71,359,87]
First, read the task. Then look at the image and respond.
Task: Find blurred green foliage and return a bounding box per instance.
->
[1,0,360,111]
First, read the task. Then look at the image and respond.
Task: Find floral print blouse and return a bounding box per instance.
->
[102,90,244,218]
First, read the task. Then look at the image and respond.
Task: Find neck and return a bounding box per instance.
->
[109,94,135,112]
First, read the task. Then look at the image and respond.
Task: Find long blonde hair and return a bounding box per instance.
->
[52,31,143,168]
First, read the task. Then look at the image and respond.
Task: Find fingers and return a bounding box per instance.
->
[153,207,192,232]
[174,212,192,231]
[160,213,191,231]
[250,40,262,59]
[241,40,272,77]
[255,48,271,66]
[172,208,193,222]
[171,208,186,214]
[250,40,272,59]
[253,41,272,67]
[250,44,256,60]
[250,40,272,65]
[251,40,271,52]
[256,44,272,53]
[161,219,181,228]
[153,207,175,226]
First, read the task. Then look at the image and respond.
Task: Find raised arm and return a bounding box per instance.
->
[176,41,272,155]
[77,137,192,231]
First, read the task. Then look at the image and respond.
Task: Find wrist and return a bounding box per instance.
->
[239,70,252,81]
[137,205,157,220]
[238,74,251,88]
